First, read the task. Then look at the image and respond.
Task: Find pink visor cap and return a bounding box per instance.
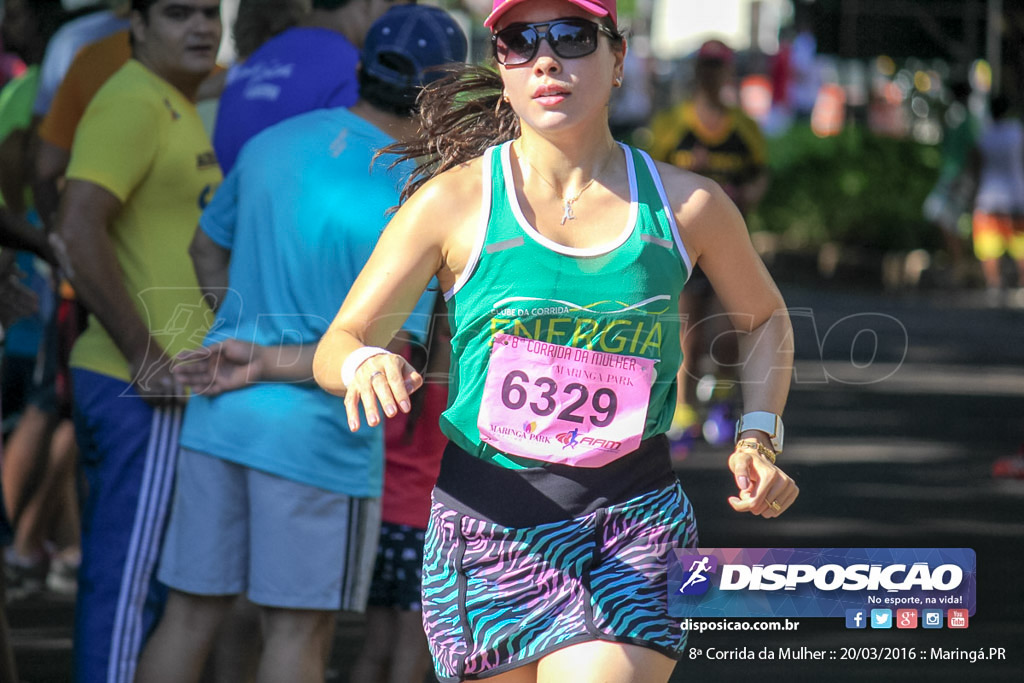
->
[484,0,617,29]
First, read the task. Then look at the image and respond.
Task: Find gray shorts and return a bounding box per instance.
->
[157,448,380,611]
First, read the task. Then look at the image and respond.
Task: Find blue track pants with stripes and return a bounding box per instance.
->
[71,369,181,683]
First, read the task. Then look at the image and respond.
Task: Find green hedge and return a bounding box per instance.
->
[747,124,944,252]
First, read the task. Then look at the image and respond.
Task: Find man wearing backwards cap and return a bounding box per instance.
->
[134,6,467,683]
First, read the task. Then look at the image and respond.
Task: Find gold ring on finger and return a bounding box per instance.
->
[768,500,781,512]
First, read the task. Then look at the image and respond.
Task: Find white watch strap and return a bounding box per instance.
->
[735,411,784,453]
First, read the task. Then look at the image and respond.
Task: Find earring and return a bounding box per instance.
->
[613,77,623,87]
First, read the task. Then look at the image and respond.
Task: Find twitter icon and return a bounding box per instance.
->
[870,609,892,629]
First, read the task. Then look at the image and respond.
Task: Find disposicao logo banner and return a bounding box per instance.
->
[668,548,976,618]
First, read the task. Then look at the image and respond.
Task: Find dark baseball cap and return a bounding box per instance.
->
[362,5,469,90]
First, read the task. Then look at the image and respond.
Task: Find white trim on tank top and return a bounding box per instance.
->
[503,141,639,258]
[443,142,693,300]
[637,148,695,277]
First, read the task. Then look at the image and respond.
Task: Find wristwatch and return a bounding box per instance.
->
[735,411,784,454]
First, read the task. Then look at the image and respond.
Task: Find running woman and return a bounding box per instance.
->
[314,2,799,681]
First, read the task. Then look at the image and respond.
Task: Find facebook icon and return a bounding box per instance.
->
[846,609,867,629]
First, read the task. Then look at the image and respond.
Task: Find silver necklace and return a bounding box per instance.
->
[518,147,614,225]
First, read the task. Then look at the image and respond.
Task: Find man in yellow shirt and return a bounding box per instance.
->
[52,2,222,681]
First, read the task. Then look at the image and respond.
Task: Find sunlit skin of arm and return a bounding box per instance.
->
[658,162,795,516]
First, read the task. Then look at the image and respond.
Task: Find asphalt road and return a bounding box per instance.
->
[7,281,1024,682]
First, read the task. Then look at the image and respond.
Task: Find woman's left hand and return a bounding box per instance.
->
[727,446,799,519]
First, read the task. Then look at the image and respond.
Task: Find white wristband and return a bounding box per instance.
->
[340,346,389,387]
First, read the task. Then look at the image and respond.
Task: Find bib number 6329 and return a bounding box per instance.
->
[499,370,617,427]
[477,333,656,466]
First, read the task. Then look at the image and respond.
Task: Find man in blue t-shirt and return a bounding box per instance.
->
[212,0,414,174]
[134,7,467,683]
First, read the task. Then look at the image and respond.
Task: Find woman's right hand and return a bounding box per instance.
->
[344,352,424,431]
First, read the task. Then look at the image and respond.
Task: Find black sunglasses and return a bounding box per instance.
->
[492,18,617,66]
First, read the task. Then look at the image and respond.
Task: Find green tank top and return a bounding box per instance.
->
[440,141,691,469]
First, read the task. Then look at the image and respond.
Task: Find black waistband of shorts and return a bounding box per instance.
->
[434,435,677,528]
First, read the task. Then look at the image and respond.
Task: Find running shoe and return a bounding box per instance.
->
[3,549,48,602]
[46,554,79,596]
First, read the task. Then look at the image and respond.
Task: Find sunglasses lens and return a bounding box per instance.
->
[494,20,603,65]
[496,27,538,65]
[549,22,598,58]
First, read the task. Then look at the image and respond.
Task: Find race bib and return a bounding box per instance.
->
[478,333,656,467]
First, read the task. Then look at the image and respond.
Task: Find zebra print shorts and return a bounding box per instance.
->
[421,481,698,681]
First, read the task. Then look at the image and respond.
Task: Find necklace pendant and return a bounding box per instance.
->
[561,200,575,225]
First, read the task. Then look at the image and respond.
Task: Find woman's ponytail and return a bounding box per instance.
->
[383,65,521,204]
